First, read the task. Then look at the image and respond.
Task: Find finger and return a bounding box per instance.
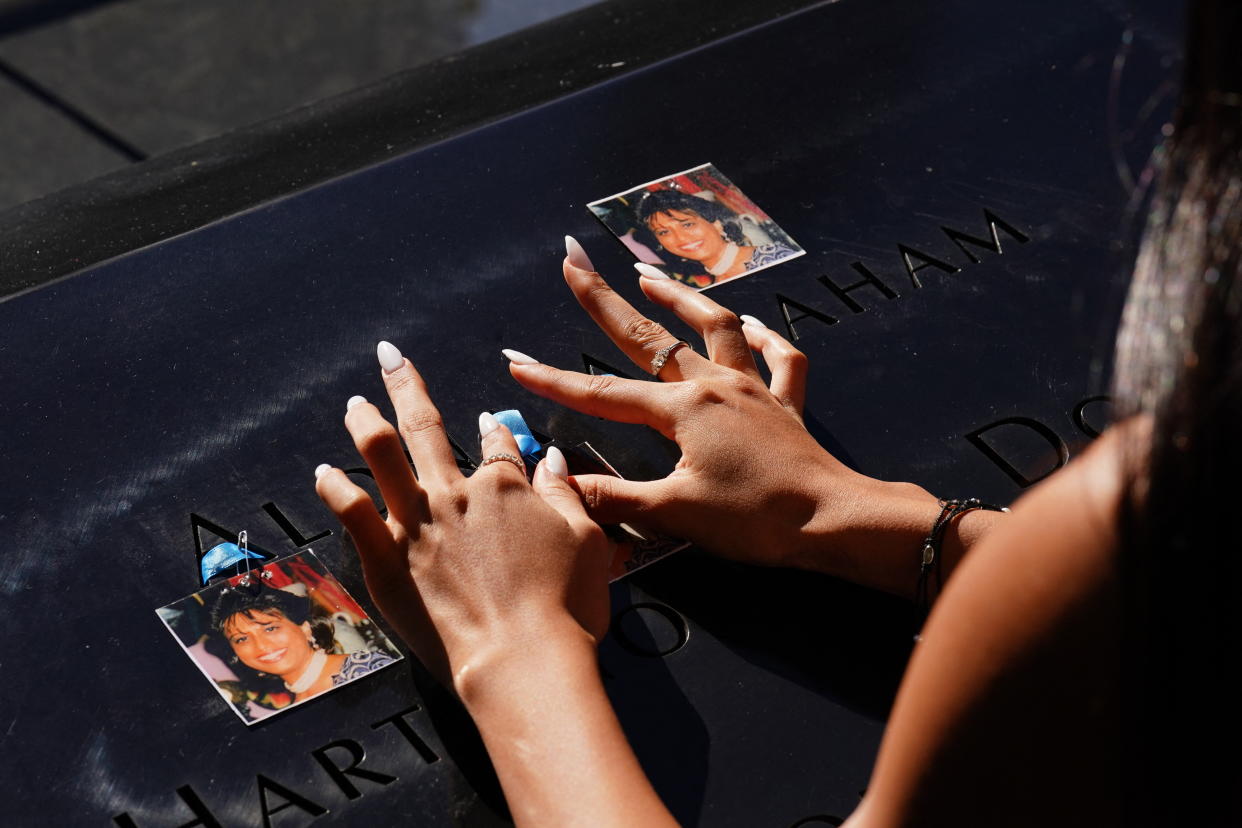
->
[343,396,428,527]
[377,341,462,487]
[562,243,707,381]
[314,465,406,582]
[569,472,672,527]
[740,317,808,417]
[532,446,593,528]
[637,270,760,378]
[317,466,452,685]
[504,356,676,436]
[475,412,529,483]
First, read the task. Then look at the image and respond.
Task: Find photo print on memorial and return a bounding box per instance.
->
[606,524,692,580]
[587,162,804,289]
[156,550,402,725]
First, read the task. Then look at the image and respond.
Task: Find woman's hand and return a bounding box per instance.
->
[315,342,675,827]
[313,342,610,697]
[504,238,995,597]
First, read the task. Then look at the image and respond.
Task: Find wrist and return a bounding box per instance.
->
[449,611,675,827]
[791,472,945,594]
[795,472,1010,598]
[452,611,599,714]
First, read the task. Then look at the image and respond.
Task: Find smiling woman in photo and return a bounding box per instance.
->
[636,188,798,285]
[210,583,394,707]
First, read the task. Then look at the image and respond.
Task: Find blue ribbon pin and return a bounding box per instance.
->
[492,409,543,458]
[200,541,265,586]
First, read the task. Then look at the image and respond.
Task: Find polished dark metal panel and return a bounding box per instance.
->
[0,0,1177,824]
[0,0,827,294]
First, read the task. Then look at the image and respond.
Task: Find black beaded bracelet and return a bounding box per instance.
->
[914,497,1008,641]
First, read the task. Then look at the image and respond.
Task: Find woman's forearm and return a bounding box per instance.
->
[455,618,676,828]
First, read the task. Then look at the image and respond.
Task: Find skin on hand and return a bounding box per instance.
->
[508,238,1004,598]
[547,237,1123,824]
[313,349,610,696]
[314,347,677,826]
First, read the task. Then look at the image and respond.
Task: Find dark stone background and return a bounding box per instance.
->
[0,0,1183,825]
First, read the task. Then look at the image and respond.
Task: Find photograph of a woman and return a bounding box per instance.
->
[588,163,803,288]
[157,550,401,724]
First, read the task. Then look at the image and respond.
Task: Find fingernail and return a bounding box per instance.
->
[501,348,539,365]
[377,341,403,374]
[545,445,568,479]
[739,314,768,329]
[314,463,331,480]
[565,235,594,271]
[346,395,367,411]
[635,262,671,280]
[479,411,499,438]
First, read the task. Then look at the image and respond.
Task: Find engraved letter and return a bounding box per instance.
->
[257,774,328,828]
[583,352,636,380]
[1072,395,1111,439]
[261,502,330,546]
[612,602,690,657]
[817,262,900,314]
[776,293,839,341]
[941,209,1030,264]
[371,706,441,764]
[446,431,479,473]
[898,244,959,289]
[312,738,397,800]
[113,785,223,828]
[965,416,1069,487]
[190,513,273,563]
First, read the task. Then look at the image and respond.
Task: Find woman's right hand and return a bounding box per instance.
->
[314,344,677,827]
[313,345,611,694]
[504,238,967,596]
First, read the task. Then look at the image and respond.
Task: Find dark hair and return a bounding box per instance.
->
[210,583,336,659]
[1111,2,1242,823]
[635,189,746,245]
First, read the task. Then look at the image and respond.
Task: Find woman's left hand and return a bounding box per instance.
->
[500,238,994,599]
[313,343,611,697]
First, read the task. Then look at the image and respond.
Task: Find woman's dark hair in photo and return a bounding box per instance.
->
[1112,1,1242,823]
[635,188,747,245]
[209,582,336,656]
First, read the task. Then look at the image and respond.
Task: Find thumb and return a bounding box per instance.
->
[532,446,593,527]
[568,472,668,525]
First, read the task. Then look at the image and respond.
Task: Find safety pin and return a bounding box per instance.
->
[236,530,271,589]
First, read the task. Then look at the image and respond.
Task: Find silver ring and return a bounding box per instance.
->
[649,339,690,377]
[480,452,525,473]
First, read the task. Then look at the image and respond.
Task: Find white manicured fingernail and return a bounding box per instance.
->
[635,263,671,280]
[346,395,367,411]
[479,411,500,437]
[377,341,403,373]
[545,446,568,479]
[739,315,768,329]
[502,349,538,365]
[565,235,594,271]
[314,463,331,480]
